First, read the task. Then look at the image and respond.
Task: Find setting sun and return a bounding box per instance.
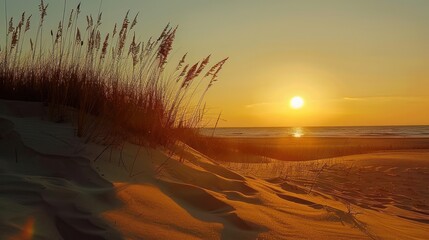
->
[290,96,304,109]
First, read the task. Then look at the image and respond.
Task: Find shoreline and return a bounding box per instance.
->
[201,125,429,139]
[190,136,429,162]
[207,136,429,139]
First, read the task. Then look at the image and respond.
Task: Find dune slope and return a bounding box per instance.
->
[1,100,428,240]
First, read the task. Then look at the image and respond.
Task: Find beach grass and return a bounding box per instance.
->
[0,0,227,147]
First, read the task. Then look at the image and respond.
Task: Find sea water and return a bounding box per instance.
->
[201,126,429,138]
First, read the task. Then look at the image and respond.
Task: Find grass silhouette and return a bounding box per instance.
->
[0,0,227,147]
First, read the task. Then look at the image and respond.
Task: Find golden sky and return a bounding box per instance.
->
[3,0,429,127]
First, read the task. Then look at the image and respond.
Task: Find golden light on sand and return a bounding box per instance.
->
[290,96,304,109]
[8,217,34,240]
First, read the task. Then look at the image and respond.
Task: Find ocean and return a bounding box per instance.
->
[200,126,429,138]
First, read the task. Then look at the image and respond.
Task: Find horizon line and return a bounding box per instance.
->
[205,124,429,129]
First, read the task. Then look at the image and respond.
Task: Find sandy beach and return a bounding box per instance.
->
[188,136,429,162]
[1,100,428,239]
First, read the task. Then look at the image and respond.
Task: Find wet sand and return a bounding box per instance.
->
[193,136,429,162]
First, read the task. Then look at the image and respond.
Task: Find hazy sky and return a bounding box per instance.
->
[2,0,429,127]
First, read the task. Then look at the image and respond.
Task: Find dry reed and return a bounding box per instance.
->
[0,0,227,148]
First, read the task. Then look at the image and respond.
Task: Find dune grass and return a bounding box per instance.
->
[0,0,227,147]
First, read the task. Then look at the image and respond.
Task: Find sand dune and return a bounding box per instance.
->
[1,100,428,239]
[224,152,429,239]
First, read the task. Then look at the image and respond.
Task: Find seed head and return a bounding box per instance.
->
[101,33,109,59]
[130,12,139,30]
[8,17,14,34]
[68,9,74,29]
[25,15,32,32]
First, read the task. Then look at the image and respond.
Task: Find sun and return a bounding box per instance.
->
[290,96,304,109]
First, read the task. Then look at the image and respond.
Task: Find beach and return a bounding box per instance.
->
[188,136,429,162]
[1,100,429,239]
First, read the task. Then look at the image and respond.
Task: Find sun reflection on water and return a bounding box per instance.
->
[292,127,304,138]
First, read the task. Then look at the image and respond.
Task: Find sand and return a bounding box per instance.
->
[191,136,429,162]
[1,100,428,239]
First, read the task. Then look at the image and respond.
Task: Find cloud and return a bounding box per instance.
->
[342,96,427,102]
[245,101,278,108]
[343,97,365,101]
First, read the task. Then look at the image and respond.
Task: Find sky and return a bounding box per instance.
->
[2,0,429,127]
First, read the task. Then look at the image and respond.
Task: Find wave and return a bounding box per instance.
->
[200,126,429,138]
